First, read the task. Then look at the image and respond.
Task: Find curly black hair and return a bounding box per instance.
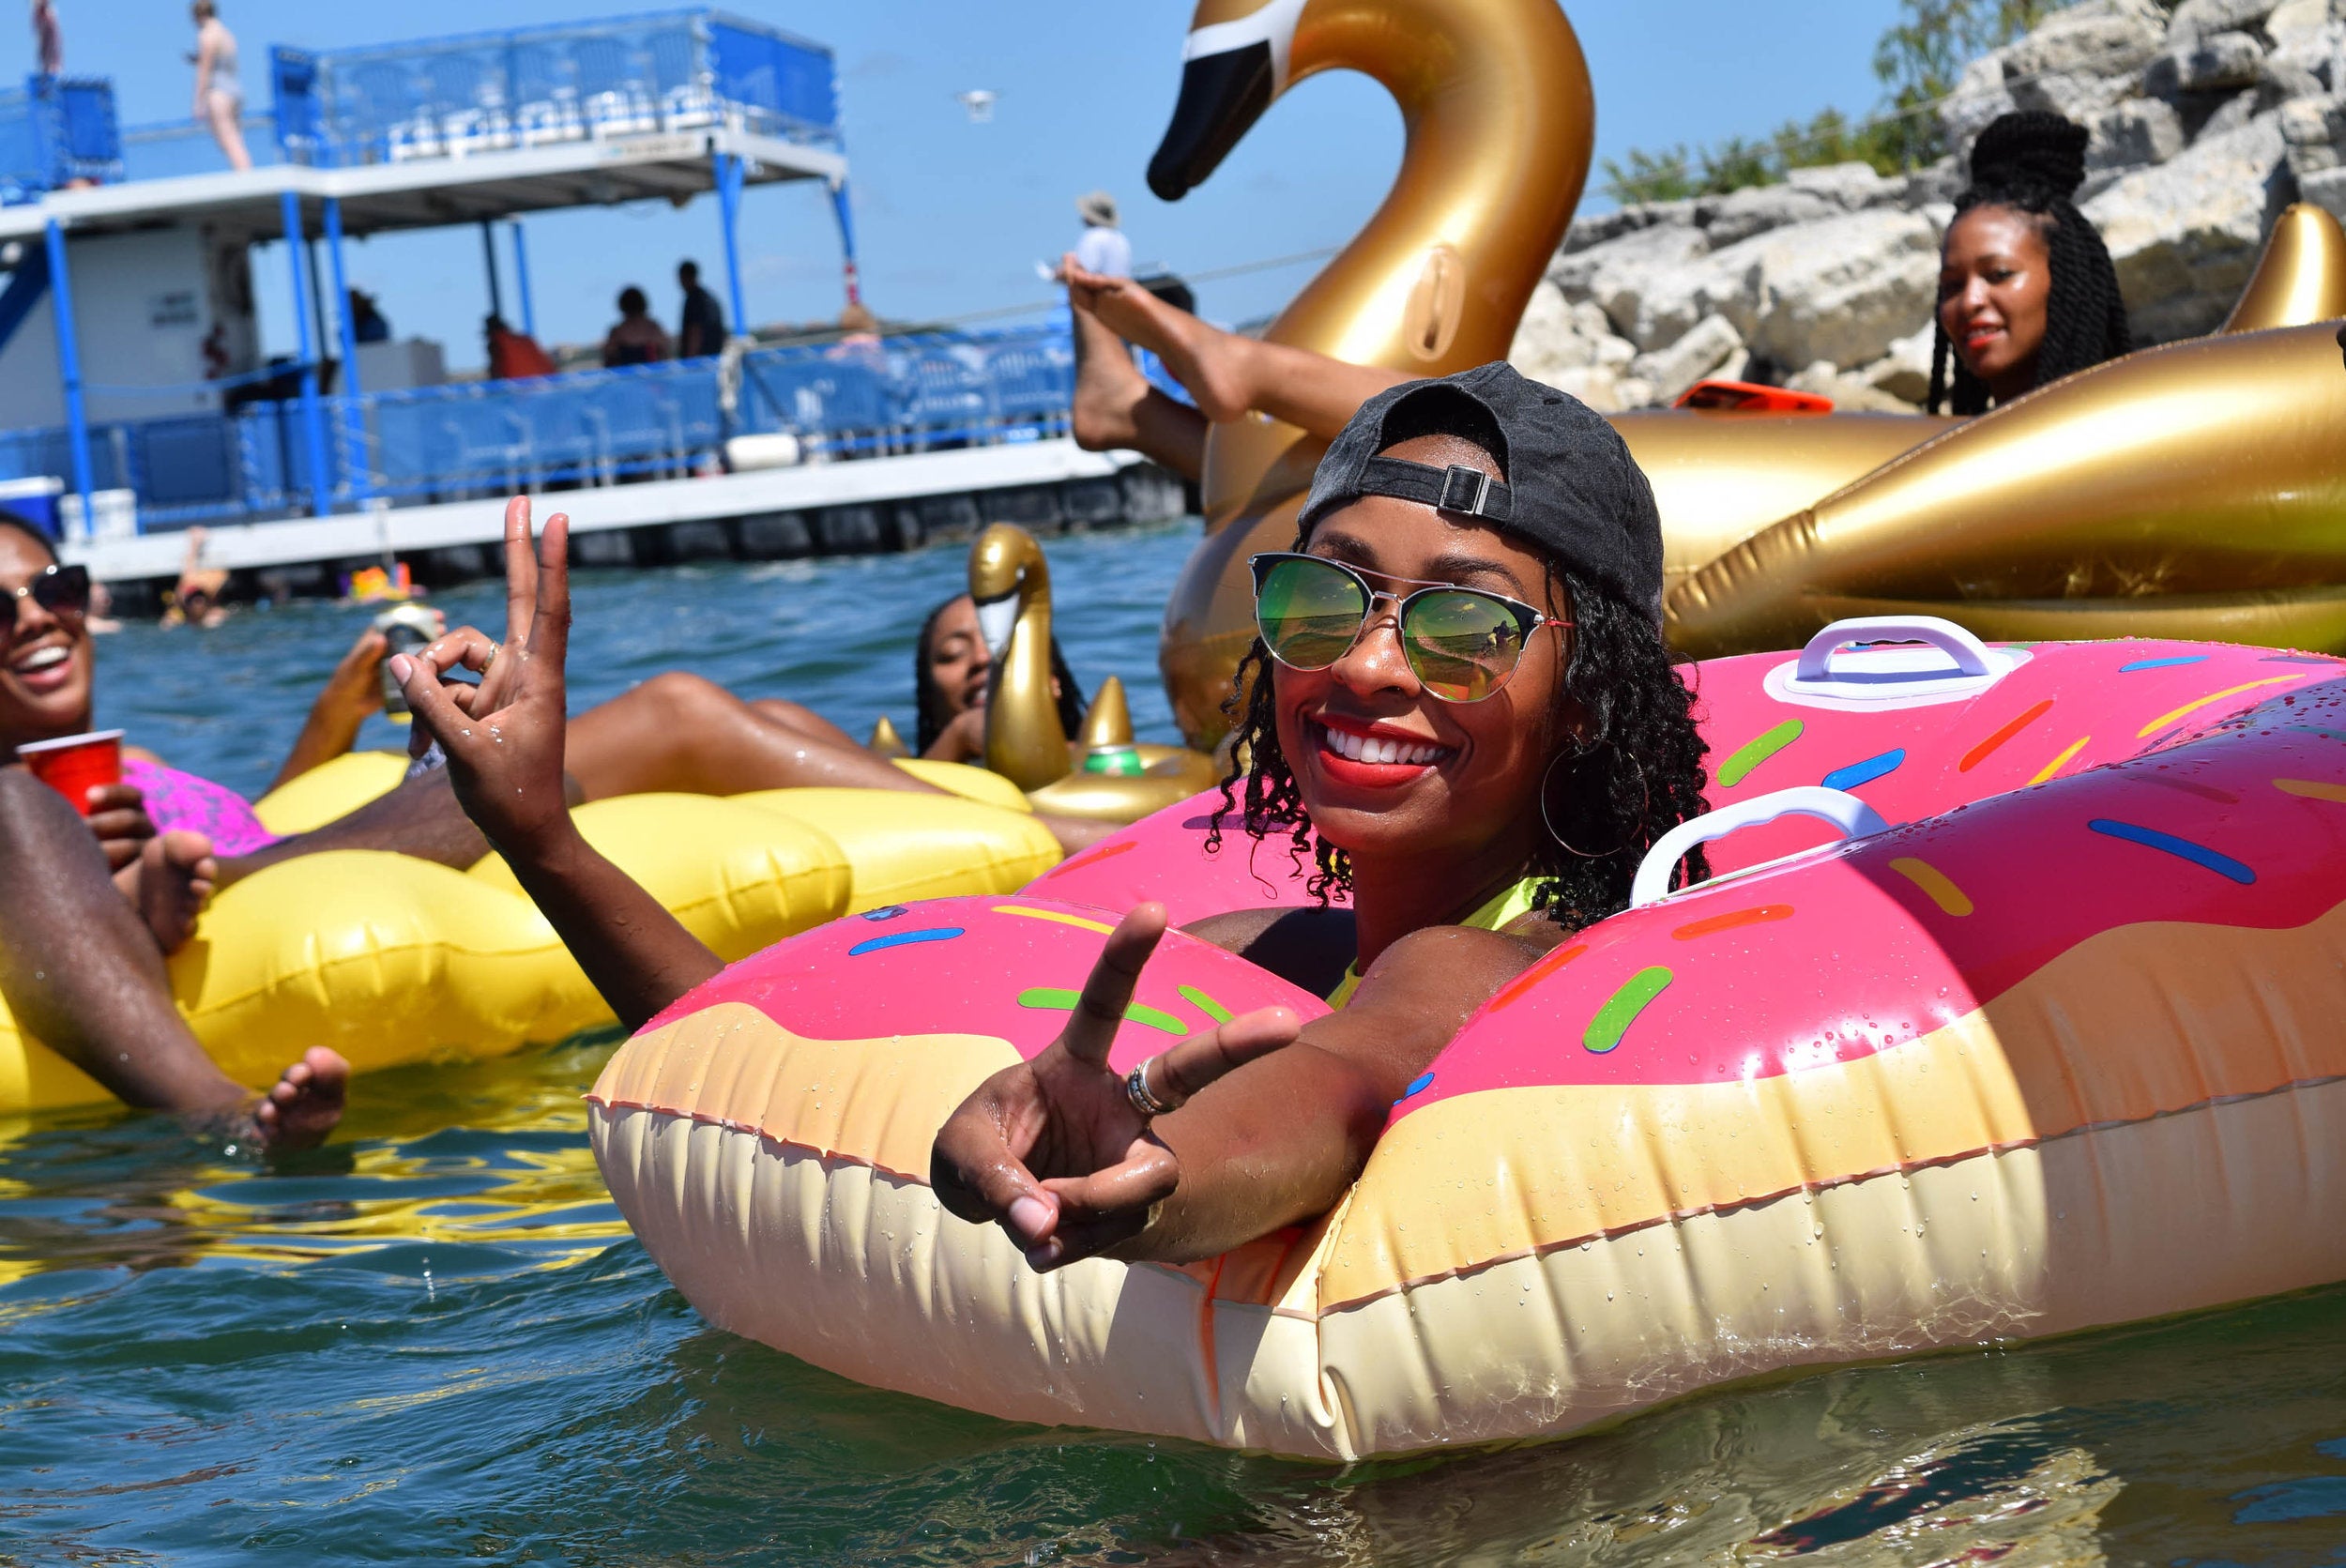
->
[912,594,1087,754]
[1928,111,2132,416]
[1206,559,1711,931]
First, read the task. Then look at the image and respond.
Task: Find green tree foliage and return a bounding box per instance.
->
[1599,0,2079,206]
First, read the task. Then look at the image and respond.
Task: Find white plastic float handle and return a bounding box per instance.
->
[1793,615,1993,683]
[1630,785,1890,908]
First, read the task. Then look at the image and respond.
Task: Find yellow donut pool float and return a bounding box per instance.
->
[0,765,1060,1114]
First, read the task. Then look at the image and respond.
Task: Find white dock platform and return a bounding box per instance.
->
[61,440,1179,590]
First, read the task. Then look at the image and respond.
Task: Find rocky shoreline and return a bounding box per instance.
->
[1509,0,2346,410]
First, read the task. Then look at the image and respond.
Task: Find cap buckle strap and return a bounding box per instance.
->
[1438,464,1490,516]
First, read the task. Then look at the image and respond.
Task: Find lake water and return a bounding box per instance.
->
[8,519,2346,1563]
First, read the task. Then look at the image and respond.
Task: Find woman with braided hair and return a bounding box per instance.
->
[1929,110,2133,415]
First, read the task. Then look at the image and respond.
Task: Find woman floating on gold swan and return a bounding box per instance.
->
[1108,0,2346,742]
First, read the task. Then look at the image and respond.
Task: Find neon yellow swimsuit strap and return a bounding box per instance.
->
[1325,876,1544,1009]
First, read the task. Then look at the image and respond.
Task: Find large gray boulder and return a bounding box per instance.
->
[1508,282,1636,381]
[2167,0,2283,39]
[1783,160,1897,208]
[1548,222,1711,342]
[2143,30,2269,95]
[2085,112,2293,340]
[2302,162,2346,218]
[2281,91,2346,172]
[1623,208,1942,370]
[1628,313,1748,404]
[1941,53,2020,151]
[1698,183,1841,247]
[2091,97,2188,170]
[2004,3,2167,80]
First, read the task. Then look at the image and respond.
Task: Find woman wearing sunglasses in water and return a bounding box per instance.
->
[390,364,1711,1269]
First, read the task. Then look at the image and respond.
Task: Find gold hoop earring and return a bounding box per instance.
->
[1539,744,1646,860]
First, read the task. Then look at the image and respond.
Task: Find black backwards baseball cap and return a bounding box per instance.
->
[1296,362,1665,620]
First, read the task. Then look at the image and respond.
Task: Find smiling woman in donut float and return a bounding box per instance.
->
[392,363,1711,1356]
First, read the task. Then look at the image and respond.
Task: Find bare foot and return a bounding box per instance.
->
[113,830,216,955]
[1069,288,1151,453]
[1064,257,1257,423]
[251,1047,348,1152]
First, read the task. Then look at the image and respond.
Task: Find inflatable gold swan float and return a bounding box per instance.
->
[1149,0,2346,741]
[968,523,1222,820]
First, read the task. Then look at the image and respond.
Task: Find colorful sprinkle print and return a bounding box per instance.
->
[846,927,965,956]
[1959,700,2052,772]
[2137,675,2310,738]
[1671,906,1793,941]
[1015,988,1191,1036]
[1486,943,1586,1012]
[990,905,1116,935]
[1717,719,1804,788]
[1888,857,1973,916]
[1041,839,1138,877]
[2276,778,2346,804]
[2118,656,2208,673]
[1178,984,1232,1024]
[2087,818,2255,884]
[1585,967,1672,1054]
[2029,737,2091,785]
[1821,749,1904,792]
[860,906,908,921]
[1396,1071,1436,1104]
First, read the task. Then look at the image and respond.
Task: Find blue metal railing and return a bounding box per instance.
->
[272,8,840,169]
[117,114,284,182]
[0,76,123,202]
[0,325,1074,529]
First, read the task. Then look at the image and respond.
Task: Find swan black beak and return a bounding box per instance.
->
[1147,42,1276,202]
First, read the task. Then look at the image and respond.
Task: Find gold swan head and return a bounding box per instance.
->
[970,524,1230,818]
[1151,0,1595,746]
[968,523,1072,792]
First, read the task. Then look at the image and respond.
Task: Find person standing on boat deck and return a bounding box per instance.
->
[1070,191,1132,280]
[1927,111,2130,415]
[189,1,250,173]
[600,287,669,368]
[30,0,60,75]
[676,261,726,360]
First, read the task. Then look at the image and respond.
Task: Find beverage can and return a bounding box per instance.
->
[374,603,439,721]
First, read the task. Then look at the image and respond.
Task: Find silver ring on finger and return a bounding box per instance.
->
[479,643,498,675]
[1125,1057,1176,1119]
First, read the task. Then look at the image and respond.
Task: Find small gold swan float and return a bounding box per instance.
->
[968,523,1221,821]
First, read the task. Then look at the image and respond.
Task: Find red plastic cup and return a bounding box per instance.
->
[19,729,123,815]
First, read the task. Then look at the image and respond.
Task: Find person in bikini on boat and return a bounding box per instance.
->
[189,1,251,173]
[389,363,1712,1269]
[1062,117,2129,478]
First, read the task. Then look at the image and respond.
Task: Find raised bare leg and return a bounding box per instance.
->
[1064,260,1407,440]
[564,672,937,799]
[0,769,344,1150]
[746,696,864,750]
[1068,274,1207,482]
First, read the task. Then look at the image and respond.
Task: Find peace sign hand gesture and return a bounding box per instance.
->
[930,902,1302,1272]
[388,496,572,858]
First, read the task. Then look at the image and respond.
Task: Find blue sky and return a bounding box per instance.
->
[12,2,1906,366]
